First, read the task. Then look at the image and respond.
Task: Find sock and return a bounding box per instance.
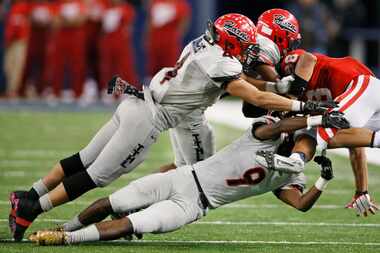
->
[372,131,380,147]
[29,179,49,199]
[66,224,100,244]
[39,194,53,212]
[290,152,306,163]
[62,215,84,232]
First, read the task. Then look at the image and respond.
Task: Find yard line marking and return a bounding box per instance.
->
[0,201,358,209]
[0,219,379,227]
[1,239,379,246]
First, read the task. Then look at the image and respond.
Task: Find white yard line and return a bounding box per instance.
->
[0,238,379,246]
[0,201,347,209]
[0,218,379,227]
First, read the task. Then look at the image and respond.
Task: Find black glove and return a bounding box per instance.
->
[314,155,334,180]
[243,44,260,75]
[301,100,339,114]
[288,74,308,97]
[322,111,350,129]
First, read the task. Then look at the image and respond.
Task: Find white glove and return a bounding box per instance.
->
[265,75,295,94]
[352,193,379,217]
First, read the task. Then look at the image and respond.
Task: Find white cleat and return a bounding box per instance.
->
[256,150,304,174]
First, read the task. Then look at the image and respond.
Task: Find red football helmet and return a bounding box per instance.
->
[257,9,301,56]
[207,13,257,59]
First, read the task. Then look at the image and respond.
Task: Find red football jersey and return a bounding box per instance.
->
[281,49,374,101]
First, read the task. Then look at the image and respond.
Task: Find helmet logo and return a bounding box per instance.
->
[223,20,249,42]
[273,14,296,33]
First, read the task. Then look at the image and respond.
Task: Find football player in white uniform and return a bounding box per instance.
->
[28,111,348,245]
[9,13,335,241]
[160,10,296,172]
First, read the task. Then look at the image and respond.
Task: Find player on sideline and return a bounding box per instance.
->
[28,111,348,245]
[256,48,380,216]
[9,13,335,241]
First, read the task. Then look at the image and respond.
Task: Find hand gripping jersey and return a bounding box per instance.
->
[149,36,242,120]
[281,49,374,101]
[193,116,306,208]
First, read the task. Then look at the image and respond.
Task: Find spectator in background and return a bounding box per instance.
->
[327,0,366,57]
[84,0,107,86]
[50,0,87,102]
[98,0,138,104]
[18,0,54,98]
[0,1,8,96]
[146,0,190,77]
[286,0,338,54]
[4,0,30,99]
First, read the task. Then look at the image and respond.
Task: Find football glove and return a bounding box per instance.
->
[314,155,334,180]
[300,100,339,114]
[265,75,295,94]
[256,150,304,174]
[321,111,350,129]
[351,192,379,217]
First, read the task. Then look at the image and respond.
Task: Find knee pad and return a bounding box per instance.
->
[60,153,86,177]
[62,170,97,201]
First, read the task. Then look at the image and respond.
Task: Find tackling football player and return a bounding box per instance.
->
[28,111,347,245]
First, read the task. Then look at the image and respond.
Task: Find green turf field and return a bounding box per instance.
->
[0,111,379,253]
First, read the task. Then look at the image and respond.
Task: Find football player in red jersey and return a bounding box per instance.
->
[242,8,378,217]
[262,48,380,216]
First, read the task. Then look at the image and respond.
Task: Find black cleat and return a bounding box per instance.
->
[9,196,40,241]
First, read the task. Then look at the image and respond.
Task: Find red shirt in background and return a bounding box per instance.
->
[148,0,190,39]
[4,1,30,46]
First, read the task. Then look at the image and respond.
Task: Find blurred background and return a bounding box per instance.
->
[0,0,379,105]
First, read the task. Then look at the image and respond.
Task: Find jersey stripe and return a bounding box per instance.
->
[335,77,359,103]
[339,75,370,113]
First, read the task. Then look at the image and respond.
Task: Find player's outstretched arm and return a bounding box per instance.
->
[225,78,337,113]
[274,156,334,212]
[226,78,300,111]
[254,112,350,141]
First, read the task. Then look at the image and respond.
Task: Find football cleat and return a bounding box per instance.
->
[256,150,304,174]
[9,195,40,241]
[29,230,67,246]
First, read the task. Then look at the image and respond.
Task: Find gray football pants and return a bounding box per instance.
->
[79,97,161,187]
[109,166,204,234]
[169,110,215,166]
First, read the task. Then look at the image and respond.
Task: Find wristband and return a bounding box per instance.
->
[306,115,323,129]
[314,177,329,191]
[265,81,278,93]
[291,101,304,111]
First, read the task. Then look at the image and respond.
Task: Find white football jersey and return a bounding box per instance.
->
[149,36,242,113]
[193,116,306,208]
